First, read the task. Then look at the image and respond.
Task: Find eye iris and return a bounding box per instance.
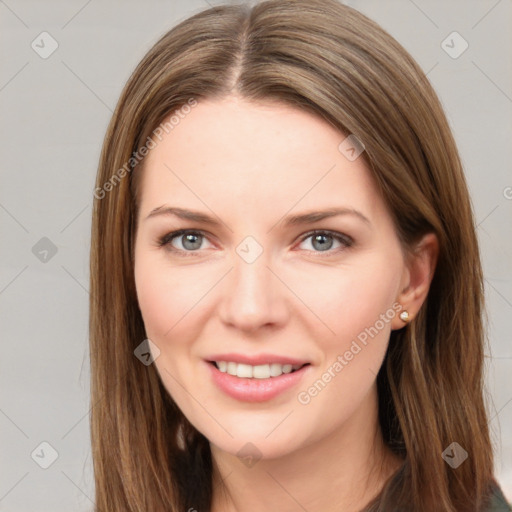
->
[173,232,341,252]
[182,233,202,250]
[312,233,333,251]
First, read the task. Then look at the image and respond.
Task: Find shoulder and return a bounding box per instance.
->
[483,482,512,512]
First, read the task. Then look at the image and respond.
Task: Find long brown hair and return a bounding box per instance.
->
[89,1,496,510]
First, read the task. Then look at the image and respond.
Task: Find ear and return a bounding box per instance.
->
[391,232,439,330]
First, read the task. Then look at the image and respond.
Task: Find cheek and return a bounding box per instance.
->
[289,256,401,347]
[134,253,207,340]
[134,261,171,337]
[293,258,401,412]
[134,258,201,398]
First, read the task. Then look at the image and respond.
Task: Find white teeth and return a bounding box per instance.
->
[253,364,270,379]
[282,364,293,374]
[214,361,304,378]
[269,363,283,377]
[236,363,253,378]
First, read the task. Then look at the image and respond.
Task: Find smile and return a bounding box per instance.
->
[206,360,311,402]
[212,361,306,378]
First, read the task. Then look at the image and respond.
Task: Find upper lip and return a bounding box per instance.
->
[206,353,310,366]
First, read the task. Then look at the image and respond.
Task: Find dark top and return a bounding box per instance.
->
[486,483,511,511]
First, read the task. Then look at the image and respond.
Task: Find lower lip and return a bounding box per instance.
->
[206,361,311,402]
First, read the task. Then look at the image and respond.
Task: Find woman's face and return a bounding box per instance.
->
[134,96,409,460]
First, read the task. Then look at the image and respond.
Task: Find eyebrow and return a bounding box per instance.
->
[144,205,371,227]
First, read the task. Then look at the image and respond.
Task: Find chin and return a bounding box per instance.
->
[203,411,317,459]
[209,432,303,463]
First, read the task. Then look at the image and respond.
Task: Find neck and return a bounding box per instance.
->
[210,386,403,512]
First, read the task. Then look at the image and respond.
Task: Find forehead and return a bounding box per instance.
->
[137,97,384,222]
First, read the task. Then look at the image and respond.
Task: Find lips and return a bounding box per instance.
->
[205,352,309,367]
[212,359,307,378]
[205,355,312,402]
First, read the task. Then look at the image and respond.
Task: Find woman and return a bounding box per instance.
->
[89,1,510,510]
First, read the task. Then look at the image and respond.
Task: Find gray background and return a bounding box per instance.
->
[0,0,510,510]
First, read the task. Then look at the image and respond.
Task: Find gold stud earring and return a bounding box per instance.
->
[399,310,410,323]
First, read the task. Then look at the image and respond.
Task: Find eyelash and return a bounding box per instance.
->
[157,229,353,258]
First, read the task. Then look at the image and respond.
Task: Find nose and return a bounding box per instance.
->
[218,248,289,333]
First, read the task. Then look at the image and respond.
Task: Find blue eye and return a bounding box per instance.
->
[297,230,353,254]
[158,230,211,254]
[157,229,353,257]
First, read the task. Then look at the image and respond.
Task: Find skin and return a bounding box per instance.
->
[133,96,438,512]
